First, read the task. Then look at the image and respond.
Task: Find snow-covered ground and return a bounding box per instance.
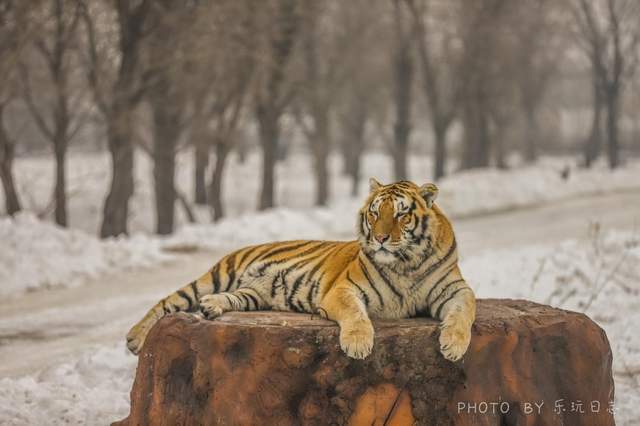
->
[0,226,638,425]
[0,213,172,297]
[2,150,640,295]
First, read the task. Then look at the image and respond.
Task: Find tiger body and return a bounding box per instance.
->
[127,179,476,361]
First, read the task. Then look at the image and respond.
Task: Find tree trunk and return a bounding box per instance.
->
[0,106,21,216]
[53,143,67,226]
[257,107,278,210]
[494,130,507,169]
[605,85,620,169]
[312,108,330,207]
[461,91,490,170]
[151,94,180,236]
[523,103,538,163]
[193,118,209,206]
[209,142,230,222]
[585,75,603,168]
[100,101,135,238]
[348,111,366,197]
[433,123,447,181]
[392,44,413,181]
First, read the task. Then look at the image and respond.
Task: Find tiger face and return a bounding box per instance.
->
[358,178,439,265]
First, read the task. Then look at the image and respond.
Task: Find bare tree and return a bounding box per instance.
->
[572,0,640,169]
[390,0,414,181]
[405,0,460,180]
[295,1,351,206]
[254,0,300,210]
[144,1,200,235]
[0,0,34,216]
[19,0,84,226]
[511,0,562,163]
[81,0,152,237]
[182,0,255,221]
[458,0,512,170]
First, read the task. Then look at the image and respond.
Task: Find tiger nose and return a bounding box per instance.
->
[375,234,389,243]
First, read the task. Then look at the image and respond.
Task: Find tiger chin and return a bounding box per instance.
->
[127,178,476,362]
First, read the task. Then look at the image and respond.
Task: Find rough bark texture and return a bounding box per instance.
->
[0,105,21,215]
[115,299,614,426]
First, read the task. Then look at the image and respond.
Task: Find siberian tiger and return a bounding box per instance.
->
[127,179,476,361]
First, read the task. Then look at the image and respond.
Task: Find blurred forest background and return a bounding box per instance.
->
[1,0,639,237]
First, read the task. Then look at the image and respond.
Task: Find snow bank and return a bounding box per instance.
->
[0,229,637,425]
[0,345,136,425]
[0,213,172,297]
[437,160,640,217]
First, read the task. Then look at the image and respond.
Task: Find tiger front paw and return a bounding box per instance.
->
[339,320,374,359]
[439,320,471,362]
[199,294,226,319]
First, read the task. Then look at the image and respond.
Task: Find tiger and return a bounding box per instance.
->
[126,178,476,361]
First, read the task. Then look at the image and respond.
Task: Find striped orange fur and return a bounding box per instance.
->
[127,178,476,360]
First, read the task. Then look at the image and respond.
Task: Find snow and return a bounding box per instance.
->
[0,345,136,425]
[0,212,172,297]
[0,229,638,424]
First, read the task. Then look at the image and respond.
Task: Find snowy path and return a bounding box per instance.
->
[0,190,639,379]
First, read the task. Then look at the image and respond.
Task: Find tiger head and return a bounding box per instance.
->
[358,178,440,265]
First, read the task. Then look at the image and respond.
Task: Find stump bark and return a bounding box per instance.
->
[114,299,614,426]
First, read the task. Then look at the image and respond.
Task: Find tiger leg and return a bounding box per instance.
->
[431,283,476,362]
[126,273,213,354]
[319,283,374,359]
[199,287,266,319]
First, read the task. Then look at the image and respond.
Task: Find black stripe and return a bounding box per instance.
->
[358,257,384,307]
[177,290,194,311]
[245,293,259,309]
[434,287,469,319]
[287,274,306,309]
[189,281,199,301]
[270,272,282,298]
[428,279,465,309]
[307,280,319,309]
[260,241,315,261]
[411,259,455,292]
[346,272,370,307]
[255,242,328,277]
[211,265,221,293]
[364,252,403,301]
[223,294,233,308]
[249,245,277,265]
[415,238,457,280]
[239,293,252,311]
[223,254,237,291]
[422,273,455,303]
[162,299,170,314]
[237,245,262,268]
[280,242,333,274]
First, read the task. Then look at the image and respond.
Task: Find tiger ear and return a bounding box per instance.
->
[369,177,383,193]
[419,183,438,208]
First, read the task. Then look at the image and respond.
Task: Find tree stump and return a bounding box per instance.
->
[113,299,614,426]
